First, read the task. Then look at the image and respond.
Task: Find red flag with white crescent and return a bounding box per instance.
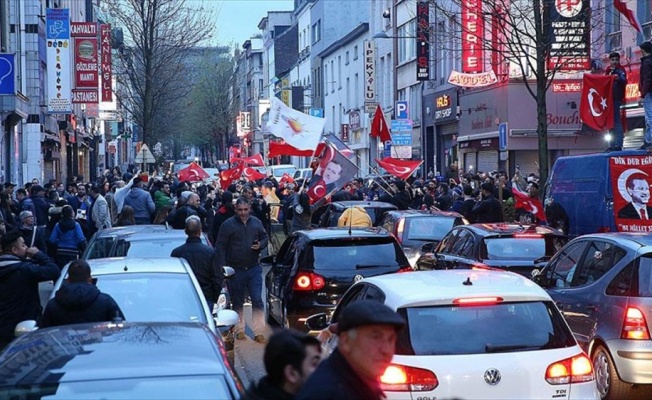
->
[233,153,265,166]
[375,158,422,180]
[242,167,267,181]
[370,105,391,143]
[580,74,615,131]
[279,173,295,186]
[511,187,547,223]
[220,164,243,189]
[177,162,210,182]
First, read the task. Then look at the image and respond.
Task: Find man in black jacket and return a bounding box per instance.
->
[0,230,60,350]
[216,197,269,343]
[297,300,405,400]
[171,215,224,307]
[39,260,124,328]
[471,182,504,223]
[169,193,208,230]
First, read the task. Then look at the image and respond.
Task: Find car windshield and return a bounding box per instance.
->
[396,301,575,356]
[93,273,207,324]
[2,376,232,399]
[483,238,546,260]
[311,238,404,269]
[405,217,455,241]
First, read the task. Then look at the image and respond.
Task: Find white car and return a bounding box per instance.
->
[306,270,599,399]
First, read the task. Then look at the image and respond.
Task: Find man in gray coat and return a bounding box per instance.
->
[89,184,112,235]
[122,177,155,224]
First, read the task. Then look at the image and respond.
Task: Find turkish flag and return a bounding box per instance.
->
[279,173,295,187]
[375,158,423,180]
[242,167,267,181]
[233,153,265,166]
[219,164,243,189]
[614,0,642,32]
[268,141,326,158]
[177,162,209,182]
[512,187,546,223]
[370,105,391,143]
[580,74,615,131]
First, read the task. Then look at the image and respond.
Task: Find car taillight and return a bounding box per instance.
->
[293,272,326,291]
[397,266,413,273]
[452,296,503,306]
[545,353,594,384]
[395,218,405,244]
[380,364,438,392]
[621,307,651,340]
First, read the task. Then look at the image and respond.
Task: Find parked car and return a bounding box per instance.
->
[1,322,243,399]
[532,232,652,400]
[263,227,411,331]
[379,209,468,266]
[269,164,297,180]
[416,223,567,277]
[306,270,598,399]
[293,168,313,181]
[82,225,210,259]
[314,200,398,228]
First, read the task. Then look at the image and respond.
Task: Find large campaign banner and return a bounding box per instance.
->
[46,8,72,113]
[610,155,652,232]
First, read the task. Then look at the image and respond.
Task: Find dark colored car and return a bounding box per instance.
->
[379,209,468,267]
[263,227,411,331]
[416,223,567,277]
[0,322,243,399]
[533,233,652,400]
[314,200,398,227]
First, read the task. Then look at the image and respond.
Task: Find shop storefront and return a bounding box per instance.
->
[434,89,459,176]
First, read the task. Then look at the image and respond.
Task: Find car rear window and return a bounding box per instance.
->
[113,237,208,257]
[310,238,406,270]
[94,273,207,324]
[396,301,576,356]
[405,217,455,241]
[484,238,546,260]
[84,237,115,259]
[607,255,652,297]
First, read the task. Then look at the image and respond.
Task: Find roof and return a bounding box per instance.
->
[385,209,464,219]
[299,227,392,240]
[86,257,189,275]
[360,270,551,309]
[119,229,189,242]
[463,223,564,237]
[94,225,170,238]
[0,322,225,386]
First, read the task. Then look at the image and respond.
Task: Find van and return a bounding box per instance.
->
[544,150,652,237]
[269,164,297,180]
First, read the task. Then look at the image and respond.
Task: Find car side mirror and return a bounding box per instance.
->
[261,255,275,265]
[222,266,235,278]
[305,313,329,331]
[421,242,436,254]
[215,309,240,327]
[15,320,37,337]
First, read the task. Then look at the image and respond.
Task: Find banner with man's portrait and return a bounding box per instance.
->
[610,155,652,232]
[306,142,358,204]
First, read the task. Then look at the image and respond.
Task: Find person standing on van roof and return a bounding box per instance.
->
[638,41,652,150]
[606,52,627,152]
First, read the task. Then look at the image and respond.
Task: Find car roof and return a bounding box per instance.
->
[331,200,397,209]
[568,232,652,247]
[360,270,552,309]
[298,227,392,240]
[385,209,464,218]
[461,223,564,237]
[85,257,189,275]
[0,322,226,385]
[93,225,171,238]
[119,229,190,241]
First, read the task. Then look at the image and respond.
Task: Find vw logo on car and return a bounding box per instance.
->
[484,368,501,385]
[353,275,364,283]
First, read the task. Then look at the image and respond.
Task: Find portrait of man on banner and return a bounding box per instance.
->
[306,143,358,204]
[610,156,652,231]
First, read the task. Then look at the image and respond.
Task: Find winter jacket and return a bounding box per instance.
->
[89,194,112,231]
[154,190,172,211]
[337,206,372,228]
[640,54,652,98]
[606,65,627,101]
[297,348,385,400]
[39,282,124,328]
[471,194,504,223]
[212,205,235,244]
[171,237,224,304]
[122,187,155,222]
[14,226,48,253]
[243,376,294,400]
[0,252,60,342]
[49,218,86,250]
[216,215,269,269]
[19,197,35,216]
[168,204,208,230]
[32,196,50,226]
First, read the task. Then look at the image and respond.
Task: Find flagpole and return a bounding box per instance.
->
[298,131,326,194]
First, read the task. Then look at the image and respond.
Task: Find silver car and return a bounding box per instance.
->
[533,233,652,399]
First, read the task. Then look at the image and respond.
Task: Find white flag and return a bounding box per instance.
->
[266,97,325,151]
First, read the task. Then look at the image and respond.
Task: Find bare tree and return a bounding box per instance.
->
[428,0,608,186]
[103,0,215,146]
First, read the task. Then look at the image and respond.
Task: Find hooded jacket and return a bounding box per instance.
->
[0,252,60,341]
[39,282,124,328]
[49,218,86,250]
[337,206,372,228]
[122,186,156,221]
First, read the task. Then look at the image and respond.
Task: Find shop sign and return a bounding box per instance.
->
[461,0,484,73]
[341,124,349,142]
[552,80,582,92]
[547,0,590,71]
[448,70,497,88]
[416,1,430,81]
[349,110,361,131]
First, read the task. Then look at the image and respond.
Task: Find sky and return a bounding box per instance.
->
[207,0,294,47]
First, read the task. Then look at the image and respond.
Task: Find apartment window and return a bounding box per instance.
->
[332,106,336,132]
[324,64,329,96]
[354,73,359,107]
[345,51,350,65]
[312,20,322,44]
[397,88,407,101]
[331,60,335,92]
[379,57,385,108]
[438,19,447,83]
[605,2,622,51]
[346,78,350,110]
[353,45,358,60]
[410,85,421,122]
[386,53,392,106]
[338,56,342,89]
[398,20,416,63]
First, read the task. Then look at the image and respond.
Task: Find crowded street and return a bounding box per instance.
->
[2,0,652,399]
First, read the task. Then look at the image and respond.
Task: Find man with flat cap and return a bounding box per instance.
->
[297,300,405,400]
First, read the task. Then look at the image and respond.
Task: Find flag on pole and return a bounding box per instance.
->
[579,74,615,131]
[323,132,356,161]
[614,0,642,32]
[306,142,359,204]
[511,187,547,223]
[268,141,326,158]
[370,105,391,143]
[242,167,267,181]
[233,153,265,166]
[375,158,422,180]
[177,162,209,182]
[266,97,325,150]
[279,173,295,187]
[220,164,243,189]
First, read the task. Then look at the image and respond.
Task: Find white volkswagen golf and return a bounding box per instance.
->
[306,270,599,400]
